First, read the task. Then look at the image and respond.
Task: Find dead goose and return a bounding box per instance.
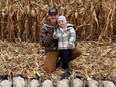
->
[57,71,71,87]
[73,77,84,87]
[69,70,85,87]
[57,78,70,87]
[0,75,12,87]
[101,80,115,87]
[98,77,116,87]
[42,79,53,87]
[13,74,27,87]
[28,73,41,87]
[109,76,116,85]
[86,77,98,87]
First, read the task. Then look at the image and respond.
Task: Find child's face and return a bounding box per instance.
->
[58,20,66,28]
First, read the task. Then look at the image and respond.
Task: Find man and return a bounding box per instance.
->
[39,8,59,71]
[39,8,82,71]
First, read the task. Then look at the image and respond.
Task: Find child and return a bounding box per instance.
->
[53,15,76,70]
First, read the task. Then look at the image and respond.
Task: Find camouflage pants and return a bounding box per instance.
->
[44,45,82,71]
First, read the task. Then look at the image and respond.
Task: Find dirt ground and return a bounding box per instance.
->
[0,40,115,85]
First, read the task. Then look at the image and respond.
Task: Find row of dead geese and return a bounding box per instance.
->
[0,71,115,87]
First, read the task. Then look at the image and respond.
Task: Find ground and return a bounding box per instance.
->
[0,40,115,85]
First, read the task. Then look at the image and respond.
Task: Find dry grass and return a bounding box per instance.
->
[0,40,115,85]
[0,0,116,42]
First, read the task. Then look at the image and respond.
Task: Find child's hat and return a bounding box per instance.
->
[57,15,67,23]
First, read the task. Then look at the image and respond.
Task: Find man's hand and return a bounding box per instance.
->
[53,29,57,36]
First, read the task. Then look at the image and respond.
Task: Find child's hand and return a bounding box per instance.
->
[67,44,73,48]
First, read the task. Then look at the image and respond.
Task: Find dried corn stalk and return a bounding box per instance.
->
[0,0,115,42]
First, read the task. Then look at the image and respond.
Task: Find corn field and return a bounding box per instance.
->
[0,0,116,42]
[0,1,116,86]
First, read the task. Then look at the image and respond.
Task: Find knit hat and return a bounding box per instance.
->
[57,15,67,23]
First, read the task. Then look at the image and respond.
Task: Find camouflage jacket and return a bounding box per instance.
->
[39,19,58,52]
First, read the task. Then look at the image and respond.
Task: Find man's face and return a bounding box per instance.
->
[48,14,58,23]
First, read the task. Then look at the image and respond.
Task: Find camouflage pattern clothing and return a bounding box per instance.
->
[39,19,58,52]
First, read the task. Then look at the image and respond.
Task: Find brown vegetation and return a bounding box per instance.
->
[0,0,116,42]
[0,0,116,86]
[0,40,115,85]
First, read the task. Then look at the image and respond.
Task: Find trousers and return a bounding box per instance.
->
[44,51,59,71]
[44,45,82,71]
[59,49,72,69]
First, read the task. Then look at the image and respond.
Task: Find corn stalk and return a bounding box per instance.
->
[0,0,115,42]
